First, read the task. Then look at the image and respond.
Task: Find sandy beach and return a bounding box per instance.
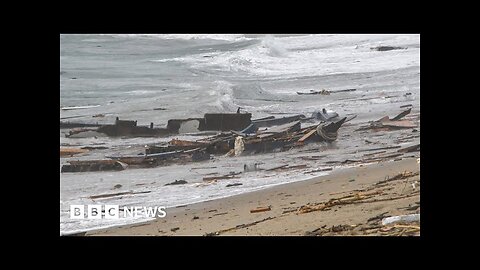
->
[87,157,420,236]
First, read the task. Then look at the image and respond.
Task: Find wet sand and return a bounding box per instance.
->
[87,157,420,236]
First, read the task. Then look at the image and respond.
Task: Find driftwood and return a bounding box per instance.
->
[60,148,89,157]
[265,164,308,172]
[89,190,151,200]
[297,129,317,143]
[62,160,128,172]
[226,183,243,187]
[250,206,271,213]
[358,146,401,152]
[375,171,420,186]
[391,108,412,121]
[303,167,332,174]
[297,89,356,95]
[356,108,416,131]
[204,217,275,236]
[203,172,242,181]
[297,191,383,214]
[164,180,188,186]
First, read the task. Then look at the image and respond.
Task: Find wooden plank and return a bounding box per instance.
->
[391,108,412,121]
[89,190,151,200]
[382,120,416,128]
[250,206,271,213]
[297,129,317,143]
[60,148,89,157]
[203,172,242,181]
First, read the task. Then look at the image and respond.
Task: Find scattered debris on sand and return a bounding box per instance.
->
[165,180,188,186]
[356,108,417,131]
[371,46,407,51]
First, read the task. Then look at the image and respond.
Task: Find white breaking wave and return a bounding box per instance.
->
[105,34,250,42]
[210,80,238,112]
[152,34,420,79]
[261,35,288,57]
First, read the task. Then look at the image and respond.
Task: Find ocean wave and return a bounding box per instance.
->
[209,81,238,112]
[127,90,154,95]
[104,34,250,42]
[180,34,420,79]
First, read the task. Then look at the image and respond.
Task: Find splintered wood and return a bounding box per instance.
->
[297,170,420,215]
[297,191,383,214]
[297,129,317,143]
[355,108,417,131]
[266,164,308,172]
[60,147,89,157]
[250,206,271,213]
[204,217,275,236]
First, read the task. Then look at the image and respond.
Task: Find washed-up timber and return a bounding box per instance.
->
[60,147,89,157]
[64,113,252,138]
[297,89,356,95]
[356,108,416,131]
[61,160,128,173]
[239,117,347,155]
[252,114,306,128]
[62,111,349,172]
[60,121,104,129]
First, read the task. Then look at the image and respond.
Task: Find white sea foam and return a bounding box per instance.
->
[167,34,420,79]
[105,34,250,42]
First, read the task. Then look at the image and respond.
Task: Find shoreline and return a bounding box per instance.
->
[86,157,420,236]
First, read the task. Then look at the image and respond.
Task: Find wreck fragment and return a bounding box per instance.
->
[316,117,347,142]
[60,148,89,157]
[356,109,416,131]
[61,160,128,172]
[252,115,305,128]
[312,108,339,122]
[250,206,271,213]
[203,113,252,131]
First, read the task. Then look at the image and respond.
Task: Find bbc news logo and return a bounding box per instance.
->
[70,205,167,219]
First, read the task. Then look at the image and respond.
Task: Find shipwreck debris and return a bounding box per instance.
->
[203,172,242,182]
[226,183,243,187]
[297,88,356,95]
[60,121,103,129]
[356,108,416,131]
[252,115,305,128]
[165,180,188,186]
[316,117,347,142]
[250,206,271,213]
[371,46,406,51]
[61,160,128,172]
[61,110,351,172]
[203,113,252,131]
[89,190,151,200]
[60,147,89,157]
[297,89,330,95]
[266,164,308,172]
